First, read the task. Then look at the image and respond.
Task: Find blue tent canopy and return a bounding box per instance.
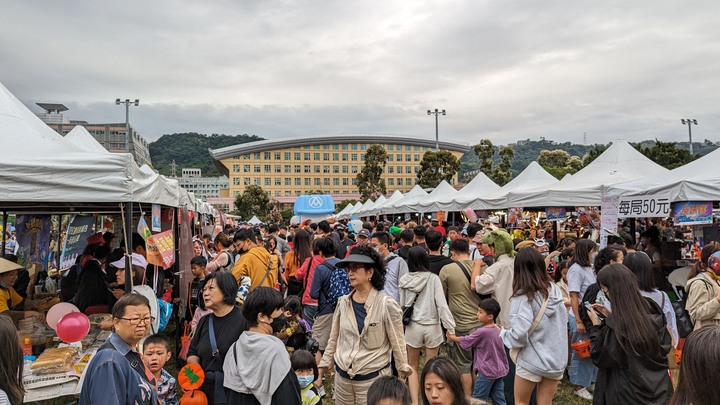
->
[294,194,335,215]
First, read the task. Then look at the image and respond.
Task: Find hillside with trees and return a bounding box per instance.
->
[149,132,263,176]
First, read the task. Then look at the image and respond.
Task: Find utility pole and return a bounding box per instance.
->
[681,119,698,155]
[427,109,446,150]
[115,98,140,154]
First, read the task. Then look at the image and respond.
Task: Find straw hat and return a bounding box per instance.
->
[0,258,24,275]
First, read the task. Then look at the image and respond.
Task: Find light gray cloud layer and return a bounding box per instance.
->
[2,1,718,145]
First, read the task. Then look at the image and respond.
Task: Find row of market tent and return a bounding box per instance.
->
[0,82,216,216]
[338,139,720,218]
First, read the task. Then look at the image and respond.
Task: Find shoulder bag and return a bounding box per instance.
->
[456,260,491,300]
[509,288,550,364]
[402,292,420,325]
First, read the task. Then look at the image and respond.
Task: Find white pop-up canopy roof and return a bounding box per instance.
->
[605,145,720,202]
[434,171,500,211]
[370,190,403,215]
[386,185,429,214]
[508,140,669,208]
[475,162,559,209]
[355,199,375,217]
[65,125,111,154]
[335,203,353,218]
[347,201,365,217]
[414,180,460,213]
[358,195,386,217]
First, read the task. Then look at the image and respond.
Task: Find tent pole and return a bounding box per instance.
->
[1,211,6,257]
[553,219,558,248]
[124,202,134,294]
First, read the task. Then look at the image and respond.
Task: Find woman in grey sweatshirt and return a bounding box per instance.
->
[499,247,568,405]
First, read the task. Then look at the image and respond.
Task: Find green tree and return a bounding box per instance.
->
[473,139,496,175]
[492,146,515,186]
[266,201,283,223]
[582,144,609,167]
[336,199,358,212]
[234,185,271,220]
[537,149,584,179]
[357,144,388,200]
[280,208,294,224]
[472,139,516,186]
[416,150,461,188]
[637,140,698,169]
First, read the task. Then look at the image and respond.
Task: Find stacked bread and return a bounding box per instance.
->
[30,347,79,375]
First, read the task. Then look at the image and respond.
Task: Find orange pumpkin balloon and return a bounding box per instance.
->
[178,364,205,391]
[180,389,208,405]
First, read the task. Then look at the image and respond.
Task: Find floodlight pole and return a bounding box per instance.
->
[427,109,446,150]
[116,98,140,153]
[681,119,698,155]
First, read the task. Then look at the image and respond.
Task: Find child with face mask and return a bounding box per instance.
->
[291,350,321,405]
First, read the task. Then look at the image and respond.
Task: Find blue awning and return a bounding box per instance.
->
[294,195,335,215]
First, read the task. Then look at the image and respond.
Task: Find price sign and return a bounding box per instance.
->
[617,194,671,218]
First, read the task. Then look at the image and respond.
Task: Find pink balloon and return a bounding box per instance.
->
[56,312,91,343]
[47,303,80,330]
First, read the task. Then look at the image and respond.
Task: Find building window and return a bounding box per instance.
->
[263,152,270,159]
[405,145,412,151]
[342,154,348,161]
[406,166,412,174]
[405,154,411,162]
[396,154,402,161]
[233,177,240,185]
[294,152,301,160]
[343,178,349,186]
[397,178,402,185]
[414,146,420,151]
[305,178,311,186]
[323,178,330,186]
[314,178,321,186]
[333,166,339,173]
[304,165,311,173]
[285,165,291,173]
[388,179,394,186]
[333,153,339,160]
[360,154,365,161]
[285,191,292,196]
[265,178,271,186]
[397,166,402,174]
[275,165,281,173]
[275,191,281,196]
[275,178,281,186]
[388,144,394,151]
[285,178,291,186]
[274,152,281,160]
[333,178,339,186]
[388,166,394,173]
[314,165,320,173]
[352,166,358,173]
[234,191,240,196]
[351,154,357,161]
[352,178,358,185]
[323,153,329,161]
[264,164,271,172]
[414,154,420,162]
[342,144,348,150]
[314,153,320,160]
[333,144,339,150]
[342,166,348,174]
[244,178,250,185]
[323,166,330,173]
[304,153,310,160]
[244,164,250,173]
[295,178,301,186]
[314,145,320,149]
[232,164,240,173]
[243,154,250,160]
[406,178,412,185]
[254,165,261,173]
[323,144,329,150]
[254,153,261,159]
[285,152,291,160]
[255,178,261,185]
[414,166,420,173]
[351,144,358,150]
[388,155,394,162]
[294,165,301,173]
[360,144,366,150]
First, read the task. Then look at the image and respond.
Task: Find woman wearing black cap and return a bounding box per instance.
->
[318,245,413,405]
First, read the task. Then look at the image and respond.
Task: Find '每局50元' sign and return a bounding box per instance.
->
[617,194,671,218]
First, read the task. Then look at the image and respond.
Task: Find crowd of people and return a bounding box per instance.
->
[1,215,719,405]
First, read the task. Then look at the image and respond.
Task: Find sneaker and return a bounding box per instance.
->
[574,388,593,400]
[587,383,596,393]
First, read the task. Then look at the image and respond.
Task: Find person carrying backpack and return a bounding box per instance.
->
[309,237,350,389]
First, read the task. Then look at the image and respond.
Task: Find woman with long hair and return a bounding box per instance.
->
[671,325,720,405]
[623,251,679,345]
[285,229,313,296]
[421,356,485,405]
[0,316,24,404]
[686,244,720,330]
[500,248,567,405]
[205,233,234,273]
[587,264,673,404]
[399,246,456,405]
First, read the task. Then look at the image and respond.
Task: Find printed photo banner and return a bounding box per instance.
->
[507,207,524,228]
[617,194,671,218]
[16,215,52,269]
[146,229,175,268]
[545,207,567,221]
[59,215,95,270]
[151,204,162,232]
[673,201,713,225]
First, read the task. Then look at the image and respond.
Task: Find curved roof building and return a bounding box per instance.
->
[210,133,471,202]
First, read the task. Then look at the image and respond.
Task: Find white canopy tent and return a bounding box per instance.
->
[347,201,365,218]
[65,125,111,154]
[385,185,429,214]
[335,203,353,219]
[355,199,375,217]
[247,215,262,225]
[358,195,386,217]
[414,180,460,213]
[508,140,669,207]
[369,190,404,215]
[605,145,720,202]
[434,172,500,211]
[475,162,558,209]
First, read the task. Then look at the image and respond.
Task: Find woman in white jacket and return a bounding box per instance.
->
[400,246,456,405]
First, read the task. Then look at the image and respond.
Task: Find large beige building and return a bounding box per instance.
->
[209,134,470,201]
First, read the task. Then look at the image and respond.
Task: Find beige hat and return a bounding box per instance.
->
[515,240,538,251]
[0,258,24,275]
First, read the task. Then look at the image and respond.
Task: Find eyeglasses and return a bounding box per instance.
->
[345,264,366,272]
[117,316,155,325]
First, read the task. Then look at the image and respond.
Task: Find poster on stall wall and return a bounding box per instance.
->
[151,204,162,232]
[404,213,411,222]
[507,207,524,228]
[162,207,175,231]
[146,229,175,268]
[545,207,567,221]
[600,196,620,249]
[15,215,52,269]
[59,215,95,270]
[575,206,601,230]
[674,201,713,225]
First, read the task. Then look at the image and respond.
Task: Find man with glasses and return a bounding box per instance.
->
[80,293,158,405]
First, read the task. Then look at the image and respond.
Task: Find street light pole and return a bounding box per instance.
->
[681,119,698,155]
[427,108,446,150]
[116,98,140,153]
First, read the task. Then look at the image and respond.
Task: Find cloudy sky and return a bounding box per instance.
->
[2,1,718,146]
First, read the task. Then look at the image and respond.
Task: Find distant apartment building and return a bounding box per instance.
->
[36,103,152,166]
[177,168,229,200]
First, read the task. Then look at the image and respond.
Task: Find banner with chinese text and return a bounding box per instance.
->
[59,215,95,270]
[146,229,175,268]
[617,194,671,218]
[673,201,713,225]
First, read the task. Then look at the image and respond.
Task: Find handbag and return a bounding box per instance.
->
[509,288,550,363]
[402,292,420,325]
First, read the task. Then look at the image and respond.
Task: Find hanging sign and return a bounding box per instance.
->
[673,201,713,225]
[151,204,162,232]
[545,207,567,221]
[600,196,619,249]
[507,207,524,228]
[617,194,671,218]
[59,215,95,270]
[146,229,175,268]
